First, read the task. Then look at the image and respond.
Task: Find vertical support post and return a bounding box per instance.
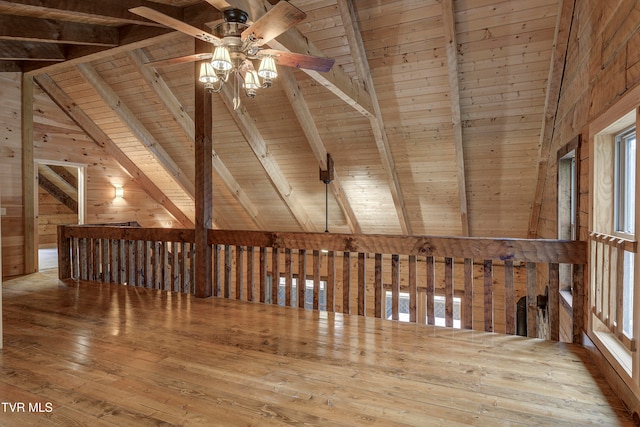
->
[194,40,213,298]
[57,225,71,280]
[22,74,36,274]
[358,252,366,316]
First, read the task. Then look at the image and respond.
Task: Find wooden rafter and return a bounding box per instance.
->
[219,84,317,233]
[76,62,196,200]
[0,14,118,46]
[34,73,195,228]
[336,0,411,235]
[39,164,77,202]
[528,0,576,238]
[38,169,78,213]
[128,48,267,230]
[278,66,361,234]
[0,0,182,26]
[441,0,470,237]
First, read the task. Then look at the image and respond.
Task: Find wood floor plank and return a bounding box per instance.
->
[0,271,634,426]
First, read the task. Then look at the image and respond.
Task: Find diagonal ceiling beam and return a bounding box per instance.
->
[129,48,268,230]
[0,14,118,46]
[219,85,317,232]
[39,163,78,201]
[76,62,196,200]
[528,0,576,238]
[34,73,194,228]
[38,172,78,213]
[336,0,411,235]
[278,66,361,234]
[441,0,470,237]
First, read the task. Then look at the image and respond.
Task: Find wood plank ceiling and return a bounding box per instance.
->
[2,0,565,238]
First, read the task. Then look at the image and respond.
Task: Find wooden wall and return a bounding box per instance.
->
[533,0,640,412]
[537,0,640,240]
[0,73,23,278]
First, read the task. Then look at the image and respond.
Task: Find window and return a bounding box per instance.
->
[558,139,579,295]
[614,126,636,337]
[615,126,636,235]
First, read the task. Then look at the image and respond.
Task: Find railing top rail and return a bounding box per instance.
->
[58,225,587,265]
[208,230,587,264]
[589,231,638,253]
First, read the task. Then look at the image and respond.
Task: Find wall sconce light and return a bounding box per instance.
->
[114,185,124,199]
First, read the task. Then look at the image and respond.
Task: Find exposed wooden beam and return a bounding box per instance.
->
[0,0,182,26]
[336,0,411,235]
[194,39,213,298]
[0,14,118,46]
[278,66,361,234]
[0,40,64,61]
[129,48,267,230]
[441,0,470,237]
[39,164,77,202]
[34,74,194,228]
[528,0,576,238]
[219,86,317,233]
[48,164,78,189]
[38,172,77,213]
[22,73,36,274]
[76,62,196,200]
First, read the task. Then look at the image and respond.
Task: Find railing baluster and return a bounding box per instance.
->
[313,250,321,310]
[144,241,152,288]
[342,251,350,314]
[260,247,267,304]
[92,238,100,281]
[445,257,454,328]
[549,262,560,341]
[374,253,383,319]
[426,255,435,325]
[236,245,244,300]
[273,247,281,305]
[247,246,255,302]
[573,264,584,344]
[504,260,515,335]
[526,262,537,338]
[111,239,118,284]
[464,258,473,330]
[120,239,127,285]
[327,251,336,312]
[284,248,292,306]
[483,259,493,332]
[298,249,306,308]
[213,244,221,297]
[616,240,625,338]
[225,244,232,299]
[79,238,88,280]
[392,254,400,321]
[102,239,109,283]
[409,255,417,323]
[358,252,366,316]
[171,242,179,292]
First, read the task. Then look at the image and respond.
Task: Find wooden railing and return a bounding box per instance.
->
[590,231,637,351]
[58,225,588,342]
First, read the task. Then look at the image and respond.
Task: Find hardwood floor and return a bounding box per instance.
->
[0,270,634,426]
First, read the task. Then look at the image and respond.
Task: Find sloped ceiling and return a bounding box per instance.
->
[1,0,567,238]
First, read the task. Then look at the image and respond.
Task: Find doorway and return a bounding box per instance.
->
[35,161,86,271]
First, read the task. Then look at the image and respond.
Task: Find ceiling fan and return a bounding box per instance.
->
[130,1,335,108]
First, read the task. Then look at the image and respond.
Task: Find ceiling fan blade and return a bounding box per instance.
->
[203,0,233,12]
[260,49,335,73]
[242,2,306,46]
[147,53,213,67]
[129,6,221,45]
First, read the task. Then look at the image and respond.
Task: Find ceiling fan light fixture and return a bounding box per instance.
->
[211,46,232,71]
[199,62,219,83]
[244,70,260,90]
[258,56,278,80]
